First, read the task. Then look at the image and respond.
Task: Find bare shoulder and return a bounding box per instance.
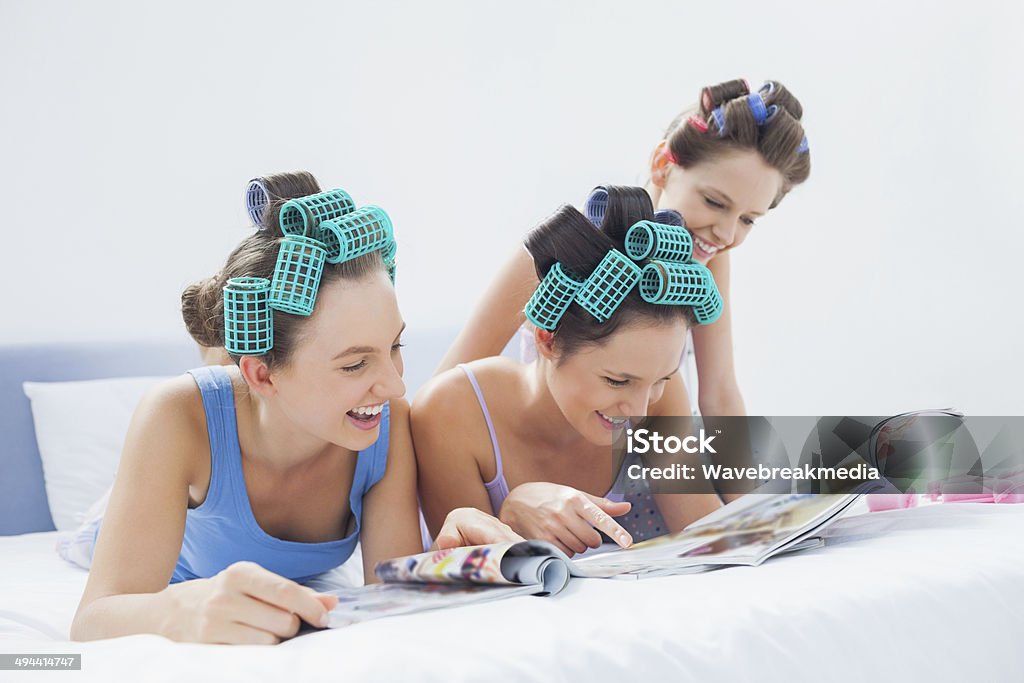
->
[133,373,206,430]
[411,358,524,482]
[123,372,210,483]
[412,357,521,419]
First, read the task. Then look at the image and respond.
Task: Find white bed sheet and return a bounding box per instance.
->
[1,504,1022,682]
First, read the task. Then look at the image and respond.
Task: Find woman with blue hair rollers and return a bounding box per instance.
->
[70,171,520,644]
[434,78,810,434]
[413,188,725,556]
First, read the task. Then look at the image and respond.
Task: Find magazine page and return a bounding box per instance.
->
[325,540,576,627]
[374,540,573,591]
[675,493,861,566]
[325,581,542,628]
[629,537,825,579]
[375,543,520,585]
[573,493,860,577]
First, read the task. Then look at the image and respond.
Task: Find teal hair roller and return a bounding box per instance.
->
[278,188,355,236]
[268,235,327,316]
[223,277,273,355]
[639,261,713,305]
[316,205,394,264]
[693,282,724,325]
[625,220,693,263]
[575,250,642,323]
[381,237,397,265]
[381,238,397,283]
[524,262,584,331]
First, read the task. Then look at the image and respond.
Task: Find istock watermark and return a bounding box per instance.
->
[611,414,1023,496]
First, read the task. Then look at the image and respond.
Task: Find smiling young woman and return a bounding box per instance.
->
[68,172,519,645]
[412,189,724,557]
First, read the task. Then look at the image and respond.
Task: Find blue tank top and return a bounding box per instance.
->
[169,365,390,583]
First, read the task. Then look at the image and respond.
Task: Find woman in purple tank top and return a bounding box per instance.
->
[413,188,732,557]
[71,172,518,646]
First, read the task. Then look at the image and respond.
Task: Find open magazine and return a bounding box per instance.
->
[324,492,863,628]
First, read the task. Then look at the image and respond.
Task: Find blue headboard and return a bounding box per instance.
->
[0,341,200,535]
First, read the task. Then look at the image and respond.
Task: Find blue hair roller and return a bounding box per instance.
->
[279,188,355,236]
[245,178,270,228]
[223,277,273,355]
[625,220,692,263]
[575,250,642,323]
[797,135,809,155]
[639,261,712,305]
[584,187,608,227]
[710,106,726,136]
[758,81,775,98]
[746,93,769,125]
[268,235,327,316]
[652,209,685,228]
[525,262,584,331]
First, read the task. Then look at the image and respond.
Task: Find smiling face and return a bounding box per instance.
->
[654,149,784,264]
[541,318,688,446]
[268,272,406,452]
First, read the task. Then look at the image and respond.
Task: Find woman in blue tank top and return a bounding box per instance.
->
[70,172,520,645]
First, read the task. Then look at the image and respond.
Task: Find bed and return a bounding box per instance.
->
[2,341,1023,682]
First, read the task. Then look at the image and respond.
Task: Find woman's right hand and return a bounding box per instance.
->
[162,561,339,644]
[498,482,633,556]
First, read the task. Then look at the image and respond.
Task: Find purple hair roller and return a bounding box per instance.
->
[710,106,726,136]
[245,178,270,228]
[653,209,685,228]
[746,93,769,125]
[584,187,608,227]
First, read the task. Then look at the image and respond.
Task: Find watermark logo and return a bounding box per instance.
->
[627,427,717,454]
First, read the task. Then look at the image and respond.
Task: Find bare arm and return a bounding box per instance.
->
[692,251,746,417]
[648,374,722,532]
[358,398,429,584]
[411,370,498,538]
[70,379,202,640]
[433,247,537,375]
[72,378,333,644]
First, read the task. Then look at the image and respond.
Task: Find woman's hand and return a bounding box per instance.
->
[163,561,339,644]
[431,507,524,550]
[498,482,633,556]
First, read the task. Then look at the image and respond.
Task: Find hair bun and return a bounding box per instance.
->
[181,275,226,348]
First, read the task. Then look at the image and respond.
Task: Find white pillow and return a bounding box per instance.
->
[22,376,170,531]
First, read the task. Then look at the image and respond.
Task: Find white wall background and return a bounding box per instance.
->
[1,0,1021,415]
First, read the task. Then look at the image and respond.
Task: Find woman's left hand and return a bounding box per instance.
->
[431,507,524,550]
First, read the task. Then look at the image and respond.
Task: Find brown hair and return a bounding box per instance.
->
[524,186,694,362]
[662,78,810,207]
[181,171,386,369]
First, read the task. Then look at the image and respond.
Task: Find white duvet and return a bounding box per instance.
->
[1,504,1022,682]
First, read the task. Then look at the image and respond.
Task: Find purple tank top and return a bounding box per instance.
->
[457,364,624,516]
